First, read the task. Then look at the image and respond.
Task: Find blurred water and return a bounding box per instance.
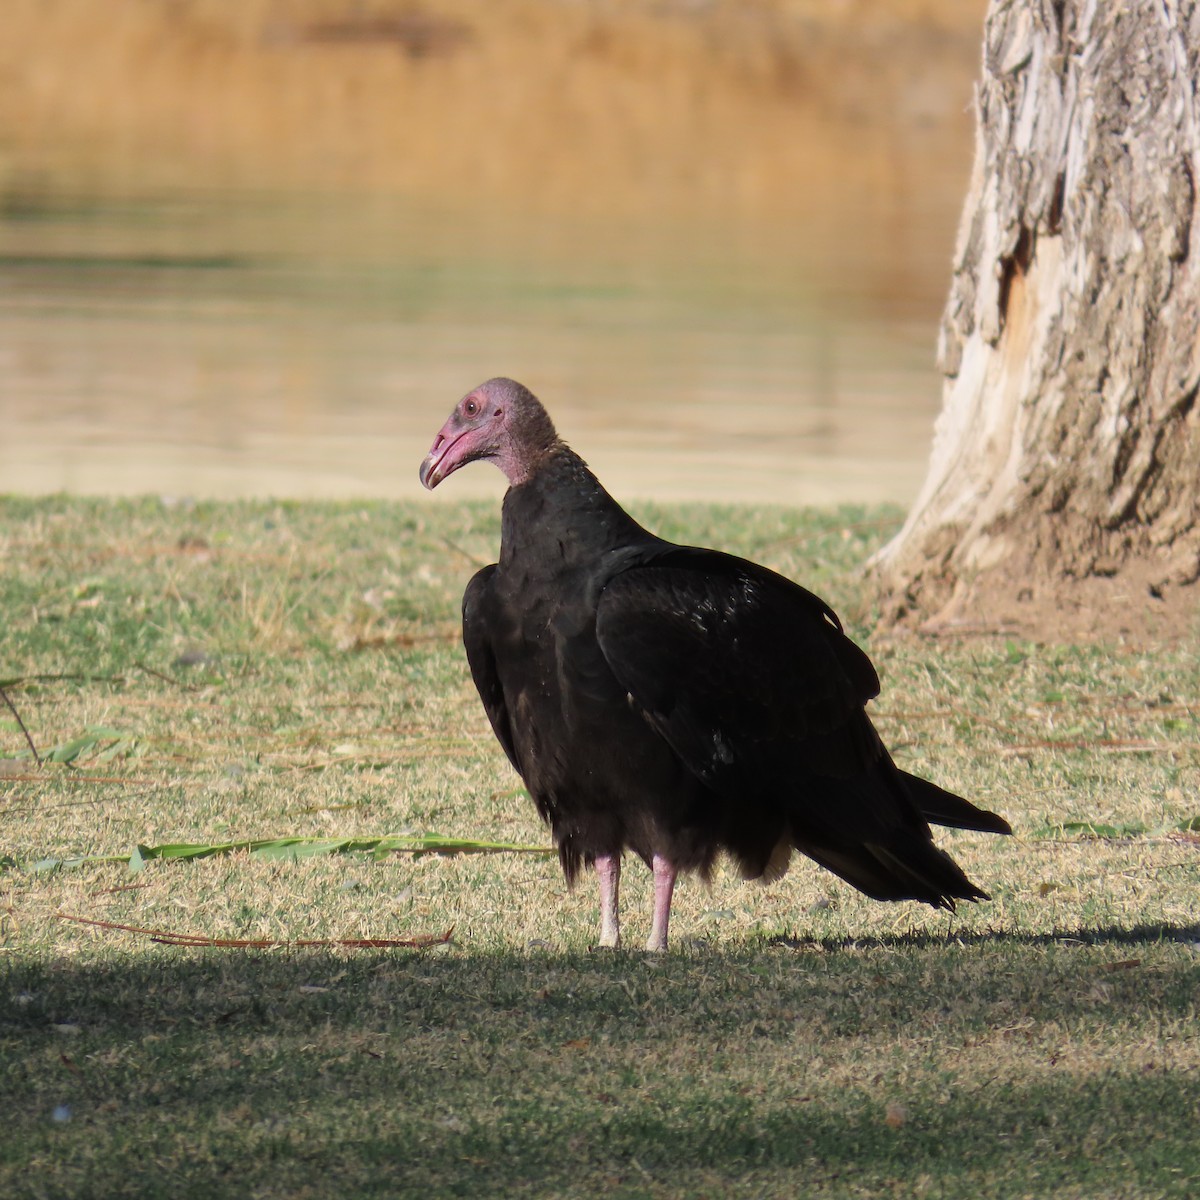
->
[0,189,959,506]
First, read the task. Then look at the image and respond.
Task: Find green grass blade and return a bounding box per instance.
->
[44,725,129,764]
[1034,820,1150,839]
[26,833,553,873]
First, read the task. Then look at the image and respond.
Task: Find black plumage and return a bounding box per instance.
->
[420,378,1011,950]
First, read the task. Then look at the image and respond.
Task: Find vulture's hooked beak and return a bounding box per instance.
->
[418,446,443,490]
[419,427,466,490]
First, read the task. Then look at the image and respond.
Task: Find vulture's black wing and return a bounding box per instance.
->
[595,547,1003,905]
[595,547,883,799]
[462,565,521,775]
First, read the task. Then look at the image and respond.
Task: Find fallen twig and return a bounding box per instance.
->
[55,911,454,949]
[0,672,125,689]
[17,774,155,786]
[133,660,196,690]
[439,535,490,568]
[0,685,41,766]
[1004,738,1200,754]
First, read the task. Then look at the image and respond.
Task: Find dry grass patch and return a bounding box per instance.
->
[1,494,1199,1198]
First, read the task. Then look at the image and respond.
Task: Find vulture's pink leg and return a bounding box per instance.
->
[646,854,677,952]
[595,853,621,948]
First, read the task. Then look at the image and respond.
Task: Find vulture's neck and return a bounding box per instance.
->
[499,443,656,570]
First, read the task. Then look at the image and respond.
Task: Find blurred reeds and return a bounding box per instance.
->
[1,0,985,216]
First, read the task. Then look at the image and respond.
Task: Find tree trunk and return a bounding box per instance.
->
[872,0,1200,640]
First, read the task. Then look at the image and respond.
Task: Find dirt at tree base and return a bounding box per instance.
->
[877,557,1199,646]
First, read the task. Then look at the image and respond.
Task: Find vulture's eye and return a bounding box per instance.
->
[464,398,479,416]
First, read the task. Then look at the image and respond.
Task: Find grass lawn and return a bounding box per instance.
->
[1,494,1198,1199]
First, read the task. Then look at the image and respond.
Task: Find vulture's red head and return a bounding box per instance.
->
[419,378,559,489]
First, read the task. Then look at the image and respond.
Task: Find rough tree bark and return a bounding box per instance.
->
[872,0,1200,639]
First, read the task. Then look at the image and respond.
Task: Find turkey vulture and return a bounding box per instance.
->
[420,378,1011,950]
